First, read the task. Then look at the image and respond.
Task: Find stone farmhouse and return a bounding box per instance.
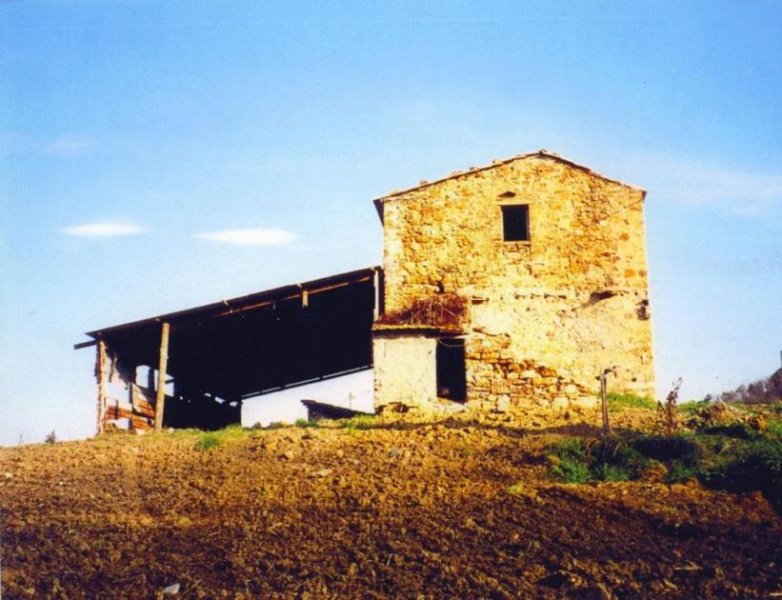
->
[77,150,654,432]
[372,150,654,415]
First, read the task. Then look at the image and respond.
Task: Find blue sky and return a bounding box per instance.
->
[2,1,781,444]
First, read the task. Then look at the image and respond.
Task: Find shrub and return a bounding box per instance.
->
[589,436,648,480]
[547,436,647,483]
[701,438,782,512]
[666,461,700,483]
[546,430,782,514]
[702,423,759,440]
[633,435,701,466]
[44,431,57,444]
[766,420,782,439]
[594,463,631,482]
[295,418,318,429]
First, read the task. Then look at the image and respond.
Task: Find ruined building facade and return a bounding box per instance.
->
[80,150,654,433]
[371,151,654,414]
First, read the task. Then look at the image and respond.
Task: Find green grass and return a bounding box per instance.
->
[666,461,700,483]
[606,392,657,411]
[678,400,706,414]
[702,423,760,440]
[342,415,376,432]
[632,435,701,466]
[765,420,782,439]
[546,428,782,513]
[194,433,221,451]
[295,418,319,428]
[192,424,252,450]
[701,437,782,511]
[547,436,647,483]
[548,437,592,483]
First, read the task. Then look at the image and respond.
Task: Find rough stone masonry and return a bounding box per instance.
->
[372,150,654,415]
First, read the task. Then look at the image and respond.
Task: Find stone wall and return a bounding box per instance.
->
[373,332,438,411]
[373,152,655,414]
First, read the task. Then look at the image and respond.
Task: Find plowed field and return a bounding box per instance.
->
[2,413,781,598]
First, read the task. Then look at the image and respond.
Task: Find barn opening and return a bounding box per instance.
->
[76,267,382,433]
[436,337,466,402]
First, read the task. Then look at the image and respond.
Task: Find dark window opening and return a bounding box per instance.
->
[436,338,466,402]
[502,205,530,241]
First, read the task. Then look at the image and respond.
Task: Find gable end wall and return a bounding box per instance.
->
[374,155,655,414]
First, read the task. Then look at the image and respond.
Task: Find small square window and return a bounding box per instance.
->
[502,205,529,241]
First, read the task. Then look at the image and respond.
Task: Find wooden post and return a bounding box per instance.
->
[96,339,107,435]
[373,269,381,320]
[599,368,611,437]
[154,322,171,432]
[147,363,156,393]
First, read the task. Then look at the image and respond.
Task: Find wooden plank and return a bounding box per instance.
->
[106,405,154,430]
[154,321,170,432]
[96,340,107,435]
[131,384,156,417]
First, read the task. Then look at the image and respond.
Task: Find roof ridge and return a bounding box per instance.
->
[374,150,643,202]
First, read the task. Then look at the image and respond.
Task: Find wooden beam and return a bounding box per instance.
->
[106,405,154,431]
[373,269,381,320]
[147,365,155,394]
[96,340,107,435]
[154,322,170,432]
[130,384,157,418]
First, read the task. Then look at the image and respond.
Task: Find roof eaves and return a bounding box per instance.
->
[80,266,382,342]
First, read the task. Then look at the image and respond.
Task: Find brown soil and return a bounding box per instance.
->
[2,411,781,599]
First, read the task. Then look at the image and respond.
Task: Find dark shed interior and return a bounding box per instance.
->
[77,267,382,431]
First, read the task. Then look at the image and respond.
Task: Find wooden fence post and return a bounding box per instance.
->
[154,322,170,432]
[599,367,612,437]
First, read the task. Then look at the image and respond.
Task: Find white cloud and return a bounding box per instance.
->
[618,154,782,215]
[61,221,145,238]
[194,228,295,247]
[0,133,98,157]
[45,135,97,157]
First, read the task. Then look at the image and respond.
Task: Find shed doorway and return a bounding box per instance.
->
[436,338,466,402]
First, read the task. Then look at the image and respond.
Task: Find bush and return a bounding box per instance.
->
[547,429,782,514]
[701,438,782,512]
[295,418,318,429]
[702,423,759,440]
[766,420,782,439]
[547,436,648,483]
[666,461,700,483]
[633,435,701,466]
